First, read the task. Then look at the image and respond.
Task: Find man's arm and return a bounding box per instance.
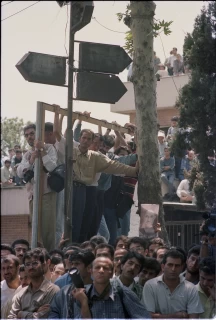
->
[72,288,92,319]
[112,121,127,150]
[116,153,138,166]
[74,121,82,143]
[17,151,35,178]
[53,104,62,142]
[34,141,57,172]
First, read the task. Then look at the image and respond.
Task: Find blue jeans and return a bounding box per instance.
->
[97,215,110,242]
[55,189,64,247]
[72,184,86,242]
[161,171,175,194]
[117,209,131,237]
[104,207,118,247]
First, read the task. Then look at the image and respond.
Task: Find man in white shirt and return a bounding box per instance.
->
[17,123,58,252]
[1,158,13,187]
[177,179,195,203]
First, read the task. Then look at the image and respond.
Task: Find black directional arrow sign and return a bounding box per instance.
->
[16,52,67,86]
[79,42,132,74]
[76,72,127,104]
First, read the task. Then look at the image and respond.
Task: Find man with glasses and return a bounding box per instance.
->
[17,124,58,252]
[113,248,128,276]
[128,237,148,257]
[11,239,30,265]
[8,248,59,319]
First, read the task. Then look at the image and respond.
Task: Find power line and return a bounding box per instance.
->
[1,1,40,22]
[64,4,69,57]
[1,1,13,7]
[92,17,126,34]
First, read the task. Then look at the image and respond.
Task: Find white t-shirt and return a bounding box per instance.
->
[0,280,17,306]
[168,54,183,67]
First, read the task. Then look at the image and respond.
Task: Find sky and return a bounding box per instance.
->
[1,1,205,133]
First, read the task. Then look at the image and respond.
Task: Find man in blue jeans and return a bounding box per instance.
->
[160,147,175,195]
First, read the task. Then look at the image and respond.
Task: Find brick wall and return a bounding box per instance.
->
[1,214,31,245]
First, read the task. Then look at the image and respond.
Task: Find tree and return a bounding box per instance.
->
[118,1,172,244]
[173,1,216,210]
[1,117,33,153]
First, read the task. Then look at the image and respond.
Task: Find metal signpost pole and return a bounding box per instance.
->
[64,2,74,242]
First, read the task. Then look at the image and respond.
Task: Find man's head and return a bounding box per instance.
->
[161,250,185,280]
[148,238,165,257]
[1,244,15,258]
[69,249,95,280]
[158,131,165,144]
[92,257,114,285]
[80,241,96,253]
[171,116,178,127]
[8,149,15,157]
[79,129,94,152]
[187,150,195,161]
[15,149,22,160]
[128,237,148,257]
[152,246,170,263]
[14,144,21,151]
[172,47,177,55]
[24,124,36,147]
[139,257,161,286]
[95,243,114,261]
[90,235,107,246]
[44,122,56,144]
[120,251,145,281]
[19,265,30,287]
[23,248,46,279]
[164,147,171,158]
[49,256,63,273]
[89,133,104,152]
[186,246,200,275]
[51,263,65,283]
[158,63,165,70]
[114,146,130,157]
[114,249,128,276]
[49,249,64,262]
[115,236,129,250]
[1,255,20,285]
[4,159,11,168]
[144,210,157,229]
[99,135,115,155]
[11,239,30,264]
[63,246,80,271]
[198,257,215,295]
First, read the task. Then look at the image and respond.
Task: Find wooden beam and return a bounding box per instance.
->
[41,102,130,134]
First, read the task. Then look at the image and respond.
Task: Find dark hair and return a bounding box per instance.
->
[94,133,104,142]
[199,257,215,275]
[15,149,22,154]
[49,249,64,260]
[90,235,107,246]
[1,244,15,255]
[45,122,54,132]
[114,146,130,155]
[143,257,161,275]
[149,237,165,247]
[41,248,51,262]
[80,241,96,250]
[114,236,129,249]
[1,254,20,268]
[171,116,179,122]
[63,245,80,255]
[121,251,145,272]
[23,124,36,134]
[19,265,26,272]
[128,237,148,250]
[95,243,114,259]
[69,249,95,267]
[80,129,94,140]
[170,246,187,264]
[14,144,21,149]
[187,246,200,258]
[102,135,115,148]
[50,256,62,266]
[152,246,170,259]
[173,47,177,51]
[11,239,30,250]
[23,248,45,265]
[162,249,185,265]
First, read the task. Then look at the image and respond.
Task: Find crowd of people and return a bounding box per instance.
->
[1,234,215,319]
[127,47,189,81]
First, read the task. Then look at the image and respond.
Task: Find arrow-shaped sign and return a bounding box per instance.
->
[79,42,132,74]
[16,52,67,86]
[76,72,127,104]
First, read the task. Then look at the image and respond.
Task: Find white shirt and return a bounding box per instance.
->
[1,166,13,183]
[54,136,79,161]
[156,70,169,78]
[168,54,183,67]
[88,172,101,187]
[1,280,17,306]
[177,179,190,198]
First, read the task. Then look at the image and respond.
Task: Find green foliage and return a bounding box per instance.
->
[174,1,216,210]
[1,117,33,153]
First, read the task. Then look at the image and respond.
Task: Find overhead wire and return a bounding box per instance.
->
[1,1,40,22]
[64,4,69,57]
[92,17,126,34]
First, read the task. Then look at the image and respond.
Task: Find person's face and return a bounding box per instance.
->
[158,136,164,144]
[24,258,44,278]
[79,132,93,151]
[139,268,158,286]
[129,243,147,257]
[164,149,170,157]
[8,150,15,157]
[14,244,28,264]
[19,270,30,287]
[186,254,199,274]
[44,131,56,144]
[114,249,128,275]
[51,263,65,283]
[14,146,20,151]
[173,48,177,55]
[156,248,169,263]
[5,161,11,168]
[162,257,183,280]
[99,143,111,155]
[188,151,194,161]
[145,211,155,228]
[171,120,178,127]
[24,128,35,147]
[1,260,19,284]
[118,149,129,156]
[116,240,128,250]
[92,258,113,285]
[69,259,87,279]
[121,258,141,280]
[199,271,215,294]
[1,250,12,258]
[96,248,113,260]
[148,244,160,257]
[15,152,22,160]
[89,136,101,151]
[64,250,77,270]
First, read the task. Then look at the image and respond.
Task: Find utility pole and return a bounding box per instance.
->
[64,2,74,243]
